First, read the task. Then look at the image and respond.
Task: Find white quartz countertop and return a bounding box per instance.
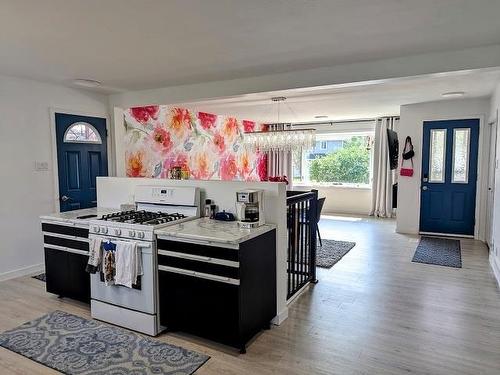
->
[40,207,118,225]
[155,217,276,245]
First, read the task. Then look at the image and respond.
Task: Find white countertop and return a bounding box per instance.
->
[155,217,276,245]
[40,207,118,225]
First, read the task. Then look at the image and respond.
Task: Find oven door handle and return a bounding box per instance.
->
[89,235,151,248]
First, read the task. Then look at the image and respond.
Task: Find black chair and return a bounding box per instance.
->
[316,197,326,247]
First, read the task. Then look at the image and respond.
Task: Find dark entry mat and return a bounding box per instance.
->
[412,236,462,268]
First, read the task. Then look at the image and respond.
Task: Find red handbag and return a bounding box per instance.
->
[400,163,414,177]
[400,136,414,177]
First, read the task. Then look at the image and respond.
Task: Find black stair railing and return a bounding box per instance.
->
[286,189,318,300]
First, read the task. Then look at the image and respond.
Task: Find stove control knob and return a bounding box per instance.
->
[137,231,145,239]
[114,228,122,236]
[129,230,136,238]
[92,226,99,233]
[100,227,108,234]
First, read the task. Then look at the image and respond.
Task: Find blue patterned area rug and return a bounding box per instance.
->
[0,310,209,375]
[412,236,462,268]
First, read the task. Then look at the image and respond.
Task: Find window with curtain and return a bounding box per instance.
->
[292,131,374,187]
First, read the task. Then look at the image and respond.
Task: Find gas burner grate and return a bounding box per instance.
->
[99,210,186,225]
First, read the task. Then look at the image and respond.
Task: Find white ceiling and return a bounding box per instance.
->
[1,0,500,92]
[179,69,500,123]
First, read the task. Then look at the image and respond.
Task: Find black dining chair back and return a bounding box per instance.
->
[316,197,326,247]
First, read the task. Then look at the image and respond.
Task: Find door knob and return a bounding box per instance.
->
[61,195,71,202]
[422,186,428,191]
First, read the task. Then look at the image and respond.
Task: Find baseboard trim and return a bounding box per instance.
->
[271,307,288,326]
[489,253,500,288]
[287,282,311,306]
[0,263,44,282]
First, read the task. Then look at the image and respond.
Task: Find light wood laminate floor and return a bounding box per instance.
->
[1,215,500,374]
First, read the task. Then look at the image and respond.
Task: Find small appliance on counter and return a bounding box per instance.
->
[236,189,265,228]
[214,210,236,221]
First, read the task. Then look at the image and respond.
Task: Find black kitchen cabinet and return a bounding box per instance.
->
[159,271,240,345]
[42,221,90,303]
[44,248,90,303]
[68,252,91,301]
[44,247,69,297]
[157,229,276,353]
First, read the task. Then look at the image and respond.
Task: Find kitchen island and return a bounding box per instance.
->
[155,218,277,353]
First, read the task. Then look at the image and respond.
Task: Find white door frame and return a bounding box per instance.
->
[418,114,486,240]
[49,108,111,212]
[486,111,498,248]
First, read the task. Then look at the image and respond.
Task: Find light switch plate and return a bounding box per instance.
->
[34,161,49,171]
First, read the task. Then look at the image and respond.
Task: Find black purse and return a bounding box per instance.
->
[402,136,414,160]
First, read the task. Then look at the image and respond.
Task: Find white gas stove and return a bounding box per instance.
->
[88,185,200,336]
[89,185,200,241]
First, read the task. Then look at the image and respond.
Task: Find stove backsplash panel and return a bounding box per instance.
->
[124,106,268,181]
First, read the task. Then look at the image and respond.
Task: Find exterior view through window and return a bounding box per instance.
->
[293,133,373,187]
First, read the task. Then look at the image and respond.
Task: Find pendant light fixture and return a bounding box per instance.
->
[243,97,316,152]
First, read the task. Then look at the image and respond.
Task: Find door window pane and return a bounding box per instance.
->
[64,122,102,144]
[452,128,470,183]
[429,129,446,183]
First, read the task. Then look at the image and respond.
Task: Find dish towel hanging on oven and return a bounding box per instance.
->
[114,241,143,288]
[103,241,117,286]
[86,238,102,274]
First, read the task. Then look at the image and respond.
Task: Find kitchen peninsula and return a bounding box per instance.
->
[40,178,284,353]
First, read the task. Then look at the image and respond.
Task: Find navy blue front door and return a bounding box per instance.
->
[420,119,479,235]
[55,113,108,212]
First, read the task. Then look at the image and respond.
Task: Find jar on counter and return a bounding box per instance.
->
[204,199,212,217]
[210,204,217,219]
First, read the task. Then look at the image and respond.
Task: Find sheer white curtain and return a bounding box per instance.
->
[370,117,399,218]
[266,124,293,186]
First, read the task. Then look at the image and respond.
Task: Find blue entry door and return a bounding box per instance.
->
[55,113,108,212]
[420,119,479,236]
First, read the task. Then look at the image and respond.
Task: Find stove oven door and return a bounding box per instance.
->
[89,236,156,315]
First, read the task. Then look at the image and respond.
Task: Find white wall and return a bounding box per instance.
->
[96,177,289,323]
[396,98,491,238]
[292,186,371,215]
[489,83,500,285]
[0,75,109,280]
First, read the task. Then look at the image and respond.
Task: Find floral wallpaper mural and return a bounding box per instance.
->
[124,105,268,181]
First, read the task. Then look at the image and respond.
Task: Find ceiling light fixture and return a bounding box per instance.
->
[442,91,465,98]
[73,79,102,88]
[243,97,316,152]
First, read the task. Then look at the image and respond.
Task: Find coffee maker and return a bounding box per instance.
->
[236,189,265,228]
